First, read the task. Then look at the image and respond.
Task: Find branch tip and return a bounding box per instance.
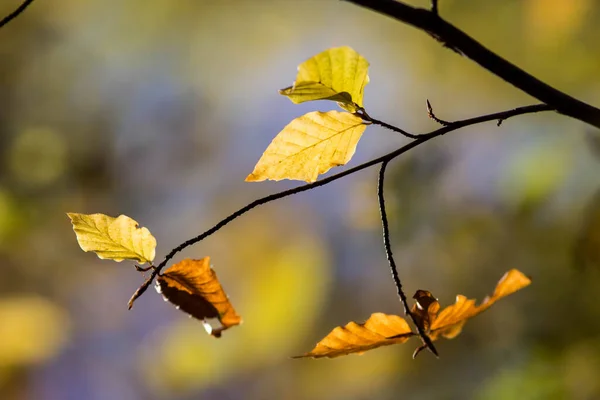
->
[127,270,159,309]
[426,99,451,126]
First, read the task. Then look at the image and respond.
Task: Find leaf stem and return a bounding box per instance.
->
[361,111,420,139]
[377,160,438,357]
[128,103,554,308]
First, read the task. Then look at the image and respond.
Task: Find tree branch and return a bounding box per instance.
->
[378,160,438,357]
[0,0,35,29]
[343,0,600,129]
[128,103,554,308]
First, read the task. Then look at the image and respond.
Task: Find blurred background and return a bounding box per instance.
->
[1,0,600,399]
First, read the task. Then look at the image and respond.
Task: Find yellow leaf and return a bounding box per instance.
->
[246,111,367,183]
[67,213,156,264]
[297,269,531,359]
[156,257,242,338]
[279,46,369,112]
[295,313,414,359]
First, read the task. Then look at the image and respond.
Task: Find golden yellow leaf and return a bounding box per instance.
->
[295,313,414,359]
[279,46,369,113]
[67,213,156,264]
[429,269,532,340]
[297,269,531,359]
[246,111,367,183]
[156,258,242,338]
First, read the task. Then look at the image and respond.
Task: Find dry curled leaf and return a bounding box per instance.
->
[156,257,242,337]
[246,111,366,183]
[411,290,440,331]
[297,269,531,359]
[67,213,156,264]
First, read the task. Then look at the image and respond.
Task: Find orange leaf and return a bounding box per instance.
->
[156,257,242,337]
[294,313,414,359]
[296,269,531,359]
[429,269,531,340]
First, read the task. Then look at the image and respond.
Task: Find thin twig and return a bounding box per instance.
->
[128,103,554,308]
[134,264,155,272]
[362,113,420,139]
[0,0,35,29]
[426,99,451,126]
[431,0,439,15]
[343,0,600,129]
[377,160,439,357]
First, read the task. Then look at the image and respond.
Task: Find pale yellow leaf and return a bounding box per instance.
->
[246,111,367,183]
[295,313,414,359]
[156,257,242,338]
[67,213,156,264]
[279,46,369,112]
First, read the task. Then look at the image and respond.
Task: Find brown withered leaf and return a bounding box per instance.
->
[294,313,415,359]
[296,269,531,359]
[156,257,242,338]
[411,290,440,331]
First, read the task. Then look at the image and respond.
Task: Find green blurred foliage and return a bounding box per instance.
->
[1,0,600,399]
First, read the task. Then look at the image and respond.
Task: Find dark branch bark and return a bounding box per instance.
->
[343,0,600,129]
[128,103,553,308]
[378,160,438,357]
[431,0,439,15]
[0,0,35,29]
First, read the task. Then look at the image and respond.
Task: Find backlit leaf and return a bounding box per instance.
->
[156,257,242,338]
[429,269,532,340]
[279,46,369,112]
[246,111,367,183]
[67,213,156,264]
[294,313,414,359]
[297,269,531,359]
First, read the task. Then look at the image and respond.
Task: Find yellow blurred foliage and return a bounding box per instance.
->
[0,189,20,243]
[525,0,591,48]
[138,213,332,393]
[499,140,572,209]
[9,127,67,187]
[0,296,70,367]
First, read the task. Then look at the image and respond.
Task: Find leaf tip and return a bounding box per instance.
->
[244,173,262,182]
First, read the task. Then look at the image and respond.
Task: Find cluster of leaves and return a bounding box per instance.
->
[296,269,531,359]
[68,213,241,337]
[68,47,532,359]
[247,46,370,183]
